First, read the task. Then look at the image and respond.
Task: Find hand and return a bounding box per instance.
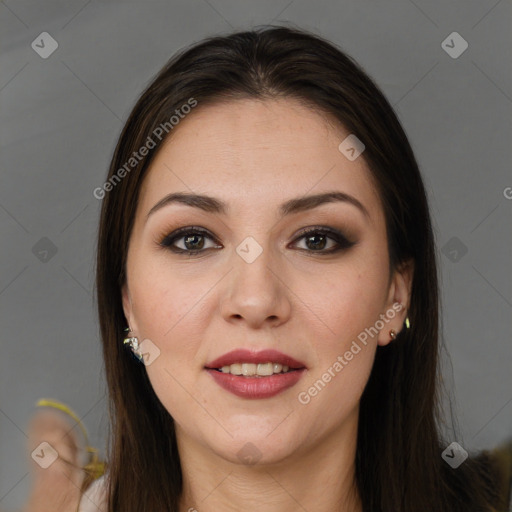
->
[22,408,86,512]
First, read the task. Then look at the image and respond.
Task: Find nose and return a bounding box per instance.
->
[219,242,292,329]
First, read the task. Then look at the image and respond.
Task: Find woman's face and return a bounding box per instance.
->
[122,98,411,465]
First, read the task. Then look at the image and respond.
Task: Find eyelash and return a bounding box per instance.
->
[159,225,356,256]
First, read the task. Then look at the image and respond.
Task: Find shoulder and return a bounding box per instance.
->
[78,474,108,512]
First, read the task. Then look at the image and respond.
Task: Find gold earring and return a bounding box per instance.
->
[389,329,397,341]
[397,303,411,329]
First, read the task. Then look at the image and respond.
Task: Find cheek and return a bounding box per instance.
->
[128,254,222,376]
[296,281,379,423]
[128,261,208,425]
[293,245,388,408]
[299,249,389,346]
[130,257,204,338]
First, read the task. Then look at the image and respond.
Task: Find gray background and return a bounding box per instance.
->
[1,0,511,508]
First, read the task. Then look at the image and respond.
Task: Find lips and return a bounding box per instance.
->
[204,349,307,399]
[205,349,306,370]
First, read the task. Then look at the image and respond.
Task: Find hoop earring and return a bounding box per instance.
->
[123,326,144,363]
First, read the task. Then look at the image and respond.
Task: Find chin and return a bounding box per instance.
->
[207,429,300,466]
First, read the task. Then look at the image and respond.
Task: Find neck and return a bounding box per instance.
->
[177,410,362,512]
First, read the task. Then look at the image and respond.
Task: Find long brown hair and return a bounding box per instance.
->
[94,25,503,511]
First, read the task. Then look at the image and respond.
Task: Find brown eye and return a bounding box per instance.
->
[160,227,220,255]
[291,227,355,254]
[301,232,332,251]
[160,225,355,256]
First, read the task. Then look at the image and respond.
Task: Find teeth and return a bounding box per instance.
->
[242,363,257,376]
[218,362,294,376]
[257,363,273,376]
[229,363,242,375]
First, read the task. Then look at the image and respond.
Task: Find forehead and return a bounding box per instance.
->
[138,98,382,220]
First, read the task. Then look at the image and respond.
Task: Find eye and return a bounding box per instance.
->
[160,226,221,255]
[159,225,355,256]
[290,226,355,254]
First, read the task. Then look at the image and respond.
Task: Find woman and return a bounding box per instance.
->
[76,25,510,511]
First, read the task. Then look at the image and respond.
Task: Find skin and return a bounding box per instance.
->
[122,97,413,512]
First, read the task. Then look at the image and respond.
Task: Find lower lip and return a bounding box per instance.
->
[205,368,306,399]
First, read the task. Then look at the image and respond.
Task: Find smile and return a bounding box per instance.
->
[216,362,294,376]
[204,349,307,399]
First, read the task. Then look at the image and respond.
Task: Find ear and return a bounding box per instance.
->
[377,258,414,347]
[121,282,136,332]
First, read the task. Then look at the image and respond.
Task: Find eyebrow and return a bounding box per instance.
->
[146,191,370,221]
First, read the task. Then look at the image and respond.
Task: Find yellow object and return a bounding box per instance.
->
[35,398,105,480]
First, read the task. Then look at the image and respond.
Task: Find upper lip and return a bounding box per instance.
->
[205,349,306,369]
